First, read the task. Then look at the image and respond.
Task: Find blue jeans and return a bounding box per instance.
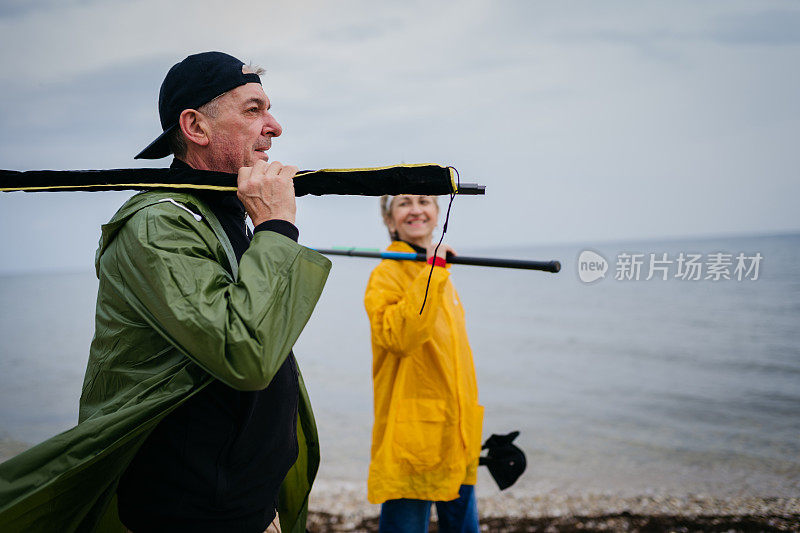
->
[378,485,479,533]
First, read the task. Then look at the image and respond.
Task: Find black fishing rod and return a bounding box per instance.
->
[314,247,561,273]
[0,164,485,197]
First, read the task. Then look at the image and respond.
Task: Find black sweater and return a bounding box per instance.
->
[117,160,301,533]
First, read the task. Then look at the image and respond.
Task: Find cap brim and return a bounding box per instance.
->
[134,124,177,159]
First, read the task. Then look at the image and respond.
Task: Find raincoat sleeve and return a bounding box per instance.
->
[111,204,331,391]
[364,261,450,354]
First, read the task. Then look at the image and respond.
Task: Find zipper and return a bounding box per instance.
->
[157,198,203,221]
[244,212,254,239]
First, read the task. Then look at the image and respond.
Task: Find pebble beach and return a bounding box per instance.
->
[307,483,800,532]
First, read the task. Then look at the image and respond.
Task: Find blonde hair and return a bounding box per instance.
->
[379,194,438,242]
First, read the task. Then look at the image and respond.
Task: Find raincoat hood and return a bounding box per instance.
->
[94,190,237,279]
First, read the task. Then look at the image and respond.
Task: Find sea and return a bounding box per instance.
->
[1,233,798,500]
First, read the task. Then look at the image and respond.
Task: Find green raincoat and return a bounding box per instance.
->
[0,190,331,532]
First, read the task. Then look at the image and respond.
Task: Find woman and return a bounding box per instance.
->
[364,194,484,533]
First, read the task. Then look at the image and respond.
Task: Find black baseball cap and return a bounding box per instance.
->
[135,51,262,159]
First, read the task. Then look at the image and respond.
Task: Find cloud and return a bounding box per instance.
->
[1,0,799,274]
[0,57,166,169]
[0,0,82,18]
[711,9,800,45]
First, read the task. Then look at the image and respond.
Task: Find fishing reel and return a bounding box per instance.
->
[479,431,527,490]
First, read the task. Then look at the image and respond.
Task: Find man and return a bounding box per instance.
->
[0,52,330,533]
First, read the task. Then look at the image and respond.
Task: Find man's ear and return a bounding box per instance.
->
[179,109,210,148]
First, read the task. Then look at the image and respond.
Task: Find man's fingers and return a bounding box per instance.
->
[237,166,252,183]
[281,165,299,179]
[237,160,298,226]
[238,159,269,188]
[267,161,284,177]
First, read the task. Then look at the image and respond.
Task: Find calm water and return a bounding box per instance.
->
[1,233,799,498]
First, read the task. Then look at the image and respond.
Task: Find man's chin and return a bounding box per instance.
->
[254,151,270,163]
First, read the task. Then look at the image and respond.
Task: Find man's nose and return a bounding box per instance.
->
[263,112,283,137]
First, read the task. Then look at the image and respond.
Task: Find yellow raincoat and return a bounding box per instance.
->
[364,241,483,504]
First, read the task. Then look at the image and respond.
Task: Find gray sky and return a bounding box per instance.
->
[1,0,798,274]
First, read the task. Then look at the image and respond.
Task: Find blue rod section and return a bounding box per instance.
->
[311,247,561,273]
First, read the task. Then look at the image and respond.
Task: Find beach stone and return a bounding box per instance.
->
[307,484,800,532]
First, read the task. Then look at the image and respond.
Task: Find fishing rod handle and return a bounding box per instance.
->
[416,253,561,272]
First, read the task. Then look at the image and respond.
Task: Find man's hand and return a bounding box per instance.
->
[237,160,297,226]
[426,243,456,262]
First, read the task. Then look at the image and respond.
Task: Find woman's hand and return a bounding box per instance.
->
[426,243,456,262]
